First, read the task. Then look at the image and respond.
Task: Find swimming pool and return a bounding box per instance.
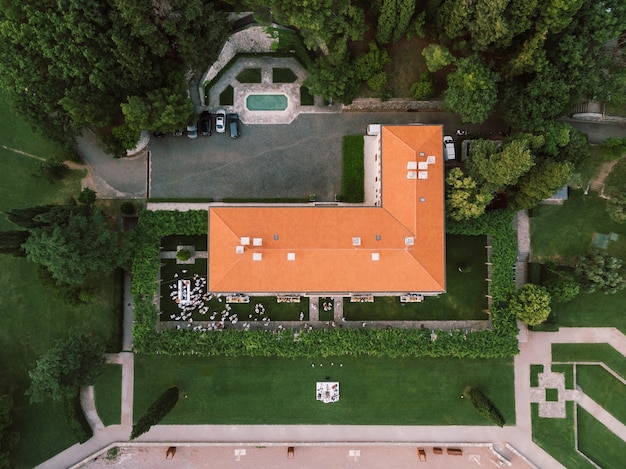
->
[246,94,288,111]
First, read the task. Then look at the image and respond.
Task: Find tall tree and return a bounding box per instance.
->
[444,55,500,124]
[22,208,125,285]
[26,330,105,404]
[467,138,535,190]
[509,284,551,326]
[576,251,625,294]
[445,168,493,221]
[513,159,573,209]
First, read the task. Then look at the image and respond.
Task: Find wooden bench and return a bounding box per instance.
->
[433,447,443,455]
[447,448,463,456]
[287,446,294,459]
[417,448,427,461]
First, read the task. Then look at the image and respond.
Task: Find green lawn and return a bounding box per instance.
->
[219,85,234,106]
[577,407,626,469]
[531,402,595,469]
[94,365,122,426]
[550,288,626,334]
[344,235,488,321]
[552,344,626,380]
[300,86,315,106]
[551,364,574,389]
[530,364,543,387]
[272,68,297,83]
[0,91,120,467]
[577,365,626,425]
[134,355,515,426]
[605,157,626,195]
[530,190,626,265]
[341,135,364,203]
[236,68,262,83]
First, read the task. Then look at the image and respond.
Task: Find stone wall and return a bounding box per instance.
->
[342,98,444,112]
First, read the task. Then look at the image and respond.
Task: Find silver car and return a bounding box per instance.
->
[186,121,198,139]
[215,109,226,133]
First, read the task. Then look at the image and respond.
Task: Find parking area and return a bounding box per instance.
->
[148,112,468,200]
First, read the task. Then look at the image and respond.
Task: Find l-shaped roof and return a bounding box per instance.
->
[208,125,445,294]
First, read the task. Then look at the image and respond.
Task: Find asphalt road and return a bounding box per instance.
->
[148,111,507,200]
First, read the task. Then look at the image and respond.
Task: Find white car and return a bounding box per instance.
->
[443,136,456,161]
[186,121,198,139]
[215,109,226,133]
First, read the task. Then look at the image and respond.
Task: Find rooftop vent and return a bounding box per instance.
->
[376,234,381,241]
[419,197,426,203]
[253,238,263,246]
[235,245,244,254]
[287,252,296,261]
[406,161,417,170]
[240,237,250,245]
[418,171,428,179]
[419,152,425,157]
[407,171,417,179]
[371,252,380,261]
[352,237,361,246]
[427,155,436,164]
[274,234,279,241]
[405,237,414,246]
[252,253,262,261]
[418,161,429,170]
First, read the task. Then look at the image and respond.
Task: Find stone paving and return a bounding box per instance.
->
[529,368,581,418]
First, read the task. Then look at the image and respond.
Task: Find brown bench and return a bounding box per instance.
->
[287,446,294,459]
[433,447,443,455]
[417,448,427,461]
[447,448,463,456]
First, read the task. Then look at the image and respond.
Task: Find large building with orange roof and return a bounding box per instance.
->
[208,125,445,296]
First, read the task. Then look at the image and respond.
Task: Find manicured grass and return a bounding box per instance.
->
[341,135,364,203]
[344,235,488,321]
[577,365,626,425]
[551,288,626,334]
[605,156,626,195]
[272,68,297,83]
[134,355,515,425]
[551,364,574,389]
[318,297,334,322]
[300,86,315,106]
[530,190,626,264]
[552,344,626,380]
[531,402,595,469]
[219,85,234,106]
[236,68,262,83]
[530,364,543,387]
[545,388,559,402]
[94,365,122,426]
[572,146,619,188]
[577,406,626,469]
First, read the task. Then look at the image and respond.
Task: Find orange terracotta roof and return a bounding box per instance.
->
[208,125,445,294]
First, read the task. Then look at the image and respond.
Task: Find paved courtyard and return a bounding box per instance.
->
[148,112,471,200]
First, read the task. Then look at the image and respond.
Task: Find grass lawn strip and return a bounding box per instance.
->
[344,235,488,321]
[604,156,626,195]
[134,355,514,426]
[577,406,626,469]
[235,67,262,83]
[94,365,123,426]
[341,135,364,203]
[531,401,595,469]
[552,343,626,380]
[551,364,574,389]
[576,365,626,425]
[530,364,543,387]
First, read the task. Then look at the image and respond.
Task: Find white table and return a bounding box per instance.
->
[316,382,340,403]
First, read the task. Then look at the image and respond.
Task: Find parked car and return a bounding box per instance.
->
[228,113,240,139]
[443,136,456,161]
[172,129,184,137]
[199,111,212,136]
[215,109,226,133]
[186,121,198,139]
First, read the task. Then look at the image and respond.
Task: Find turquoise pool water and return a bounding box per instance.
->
[246,94,288,111]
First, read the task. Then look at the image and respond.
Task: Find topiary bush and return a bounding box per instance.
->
[176,249,191,261]
[465,386,505,427]
[131,386,179,440]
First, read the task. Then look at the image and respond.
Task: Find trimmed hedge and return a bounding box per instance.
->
[131,209,519,359]
[131,387,179,440]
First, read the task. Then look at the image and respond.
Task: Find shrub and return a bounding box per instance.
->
[120,201,136,215]
[600,137,626,159]
[62,391,92,443]
[176,249,191,261]
[32,158,71,183]
[576,250,625,294]
[465,386,505,427]
[77,188,97,206]
[410,72,435,100]
[606,193,626,223]
[131,387,179,440]
[545,279,580,303]
[509,284,551,326]
[111,124,140,152]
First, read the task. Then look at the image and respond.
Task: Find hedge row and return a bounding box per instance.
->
[131,386,179,440]
[131,209,519,358]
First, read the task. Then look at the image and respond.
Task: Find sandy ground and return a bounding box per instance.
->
[82,444,533,469]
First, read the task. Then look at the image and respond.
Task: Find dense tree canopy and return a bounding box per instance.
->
[26,330,105,403]
[0,0,229,147]
[467,138,535,190]
[22,208,126,285]
[445,168,494,221]
[576,251,625,294]
[444,55,499,124]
